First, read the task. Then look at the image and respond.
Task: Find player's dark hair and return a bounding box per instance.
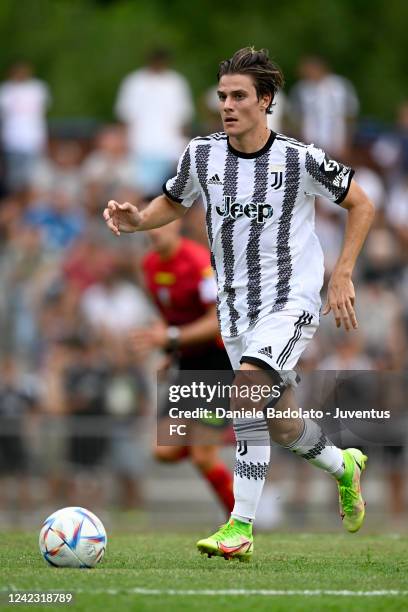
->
[217,47,284,114]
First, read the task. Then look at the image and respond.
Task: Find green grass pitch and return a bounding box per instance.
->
[1,532,408,611]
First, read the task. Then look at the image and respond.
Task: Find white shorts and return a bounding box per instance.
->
[223,309,319,372]
[223,310,319,443]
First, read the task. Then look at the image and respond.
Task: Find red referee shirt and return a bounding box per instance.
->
[142,238,222,356]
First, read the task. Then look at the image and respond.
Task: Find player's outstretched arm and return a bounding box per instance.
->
[323,179,375,330]
[103,194,187,236]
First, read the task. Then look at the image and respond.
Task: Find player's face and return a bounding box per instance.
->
[217,74,270,137]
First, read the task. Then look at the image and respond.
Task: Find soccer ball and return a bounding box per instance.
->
[39,507,107,568]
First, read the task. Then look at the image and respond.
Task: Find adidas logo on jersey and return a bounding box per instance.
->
[208,174,223,185]
[258,346,273,359]
[216,196,273,224]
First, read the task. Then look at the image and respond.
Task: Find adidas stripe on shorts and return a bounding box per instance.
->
[223,309,318,372]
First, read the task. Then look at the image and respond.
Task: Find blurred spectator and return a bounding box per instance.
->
[36,278,85,356]
[82,124,136,210]
[290,56,359,157]
[0,356,38,512]
[24,189,85,254]
[115,47,194,197]
[386,180,408,256]
[0,61,50,192]
[363,226,403,281]
[29,140,84,203]
[105,349,148,509]
[350,143,386,212]
[354,166,385,212]
[368,104,408,258]
[80,256,156,345]
[200,85,224,134]
[267,90,288,133]
[0,223,55,361]
[318,331,374,370]
[62,234,117,295]
[62,336,109,507]
[39,339,79,506]
[371,101,408,183]
[0,195,25,243]
[392,100,408,175]
[356,231,406,369]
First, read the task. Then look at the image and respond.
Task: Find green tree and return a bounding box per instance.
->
[0,0,405,122]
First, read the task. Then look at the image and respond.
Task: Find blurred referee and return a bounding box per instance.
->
[132,219,234,515]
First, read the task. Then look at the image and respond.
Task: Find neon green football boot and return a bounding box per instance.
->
[337,448,368,533]
[196,517,253,562]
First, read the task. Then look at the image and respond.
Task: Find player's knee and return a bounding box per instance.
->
[270,420,303,446]
[270,430,294,446]
[153,445,182,463]
[232,363,292,412]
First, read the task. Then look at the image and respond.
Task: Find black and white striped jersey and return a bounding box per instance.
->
[163,131,354,338]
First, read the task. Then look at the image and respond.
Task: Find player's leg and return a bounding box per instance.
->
[189,442,234,514]
[196,335,259,561]
[228,362,367,535]
[197,366,274,560]
[268,385,345,476]
[153,444,190,462]
[267,383,367,532]
[197,310,368,559]
[241,311,367,533]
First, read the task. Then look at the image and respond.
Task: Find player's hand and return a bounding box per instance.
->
[322,272,357,331]
[103,200,143,236]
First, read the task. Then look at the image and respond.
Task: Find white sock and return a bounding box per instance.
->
[231,441,271,522]
[285,419,344,479]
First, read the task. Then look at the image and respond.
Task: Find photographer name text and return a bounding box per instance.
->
[168,407,390,420]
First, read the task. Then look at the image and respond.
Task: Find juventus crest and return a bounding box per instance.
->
[270,171,283,190]
[270,164,284,190]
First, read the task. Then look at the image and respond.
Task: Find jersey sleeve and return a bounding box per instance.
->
[163,142,200,208]
[304,144,354,204]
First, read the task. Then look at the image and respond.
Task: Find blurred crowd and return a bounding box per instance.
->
[0,49,407,524]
